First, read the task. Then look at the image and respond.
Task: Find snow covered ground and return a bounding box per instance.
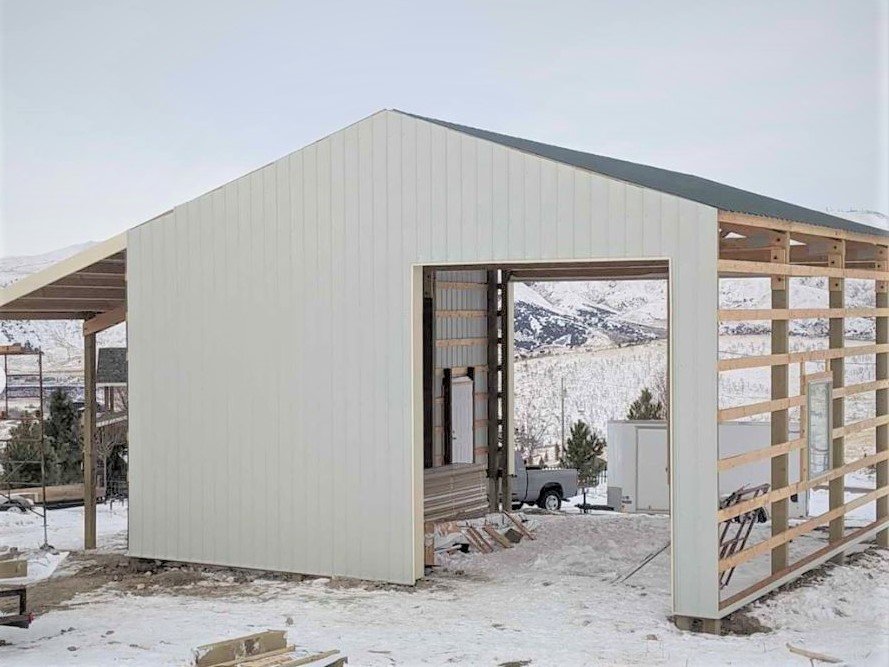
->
[1,505,887,666]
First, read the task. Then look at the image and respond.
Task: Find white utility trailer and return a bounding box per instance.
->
[607,420,807,518]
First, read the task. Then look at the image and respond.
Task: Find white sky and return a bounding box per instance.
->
[1,0,887,256]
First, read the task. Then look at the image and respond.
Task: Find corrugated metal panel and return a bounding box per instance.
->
[128,110,719,615]
[401,111,885,238]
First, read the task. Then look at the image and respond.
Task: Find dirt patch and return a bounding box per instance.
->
[720,610,772,636]
[22,553,255,612]
[19,551,437,615]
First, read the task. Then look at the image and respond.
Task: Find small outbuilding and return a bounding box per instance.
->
[1,110,886,627]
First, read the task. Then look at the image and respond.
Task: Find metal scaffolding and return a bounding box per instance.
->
[1,342,49,548]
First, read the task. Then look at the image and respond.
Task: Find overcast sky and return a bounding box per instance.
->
[1,0,887,256]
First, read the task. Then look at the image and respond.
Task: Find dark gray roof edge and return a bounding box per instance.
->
[96,347,127,385]
[395,110,886,238]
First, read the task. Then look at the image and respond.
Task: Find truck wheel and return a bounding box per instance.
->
[538,489,561,511]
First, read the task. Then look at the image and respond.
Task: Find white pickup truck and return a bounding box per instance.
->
[512,452,579,511]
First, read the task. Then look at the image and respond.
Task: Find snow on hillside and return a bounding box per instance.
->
[514,280,666,354]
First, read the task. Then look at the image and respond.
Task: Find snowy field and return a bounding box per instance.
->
[2,505,887,666]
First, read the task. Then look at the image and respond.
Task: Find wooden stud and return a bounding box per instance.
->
[829,244,846,562]
[83,331,97,550]
[769,232,790,573]
[500,274,513,511]
[486,271,500,511]
[877,260,888,547]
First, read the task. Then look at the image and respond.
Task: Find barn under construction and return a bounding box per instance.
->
[1,110,886,626]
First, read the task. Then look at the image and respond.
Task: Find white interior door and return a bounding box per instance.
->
[451,376,474,464]
[636,427,670,512]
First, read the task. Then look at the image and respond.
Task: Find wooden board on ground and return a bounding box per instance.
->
[466,526,493,553]
[483,525,513,549]
[0,559,27,579]
[464,526,492,553]
[504,512,536,540]
[194,630,287,666]
[194,631,345,667]
[786,643,841,664]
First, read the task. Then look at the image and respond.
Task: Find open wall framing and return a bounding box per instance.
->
[716,211,888,615]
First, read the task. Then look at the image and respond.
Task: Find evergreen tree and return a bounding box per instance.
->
[560,420,606,512]
[627,387,665,420]
[44,389,82,484]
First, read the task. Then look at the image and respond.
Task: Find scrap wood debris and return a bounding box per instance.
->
[425,512,539,565]
[194,630,346,667]
[786,643,842,665]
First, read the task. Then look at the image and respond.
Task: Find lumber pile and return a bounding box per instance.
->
[423,464,488,522]
[424,512,538,566]
[0,547,28,579]
[194,630,346,667]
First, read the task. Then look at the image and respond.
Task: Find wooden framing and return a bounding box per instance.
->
[769,231,790,572]
[828,241,846,558]
[717,344,889,371]
[83,305,126,336]
[83,332,97,550]
[719,308,889,321]
[486,270,500,511]
[878,260,888,547]
[717,211,888,612]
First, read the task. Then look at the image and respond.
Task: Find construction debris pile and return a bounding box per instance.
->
[194,630,346,667]
[424,512,538,566]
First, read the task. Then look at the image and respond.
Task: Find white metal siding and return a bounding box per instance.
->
[128,110,719,615]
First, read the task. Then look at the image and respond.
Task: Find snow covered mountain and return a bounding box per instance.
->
[513,281,667,355]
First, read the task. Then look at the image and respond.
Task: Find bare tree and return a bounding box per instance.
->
[94,420,126,489]
[653,369,669,415]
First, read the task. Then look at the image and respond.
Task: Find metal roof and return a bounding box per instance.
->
[96,347,127,385]
[399,112,885,238]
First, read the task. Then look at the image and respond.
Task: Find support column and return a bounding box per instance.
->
[876,250,888,547]
[500,273,513,511]
[770,232,790,573]
[83,331,97,550]
[422,269,435,470]
[828,241,846,561]
[486,270,500,511]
